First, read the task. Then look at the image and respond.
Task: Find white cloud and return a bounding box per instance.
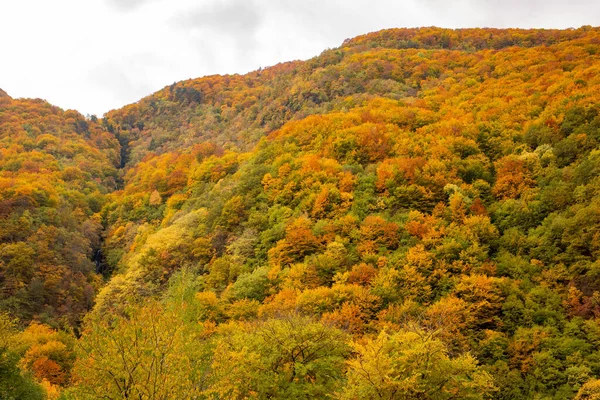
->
[0,0,597,116]
[106,0,158,12]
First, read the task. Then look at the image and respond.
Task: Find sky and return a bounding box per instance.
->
[0,0,598,117]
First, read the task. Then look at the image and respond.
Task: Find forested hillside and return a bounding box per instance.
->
[2,26,600,399]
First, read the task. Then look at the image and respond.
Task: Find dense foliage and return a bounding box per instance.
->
[0,94,119,330]
[2,26,600,399]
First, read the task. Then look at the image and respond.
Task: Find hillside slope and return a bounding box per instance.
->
[0,94,120,327]
[2,26,600,399]
[102,26,600,165]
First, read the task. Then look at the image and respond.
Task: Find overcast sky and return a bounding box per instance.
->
[0,0,597,117]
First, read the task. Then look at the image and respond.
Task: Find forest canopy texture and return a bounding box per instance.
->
[2,26,600,399]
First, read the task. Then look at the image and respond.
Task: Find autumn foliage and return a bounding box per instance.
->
[2,26,600,399]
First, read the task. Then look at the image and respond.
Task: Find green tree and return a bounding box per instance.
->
[207,314,349,399]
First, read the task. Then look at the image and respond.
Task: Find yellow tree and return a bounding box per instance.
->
[341,328,495,400]
[69,301,210,399]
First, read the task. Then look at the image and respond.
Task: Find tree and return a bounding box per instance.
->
[341,328,495,400]
[0,313,44,400]
[207,314,349,399]
[17,323,76,390]
[575,379,600,400]
[69,301,210,399]
[269,217,323,266]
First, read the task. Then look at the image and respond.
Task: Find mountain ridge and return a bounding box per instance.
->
[101,25,600,168]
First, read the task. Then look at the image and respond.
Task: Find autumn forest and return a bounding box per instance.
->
[2,26,600,399]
